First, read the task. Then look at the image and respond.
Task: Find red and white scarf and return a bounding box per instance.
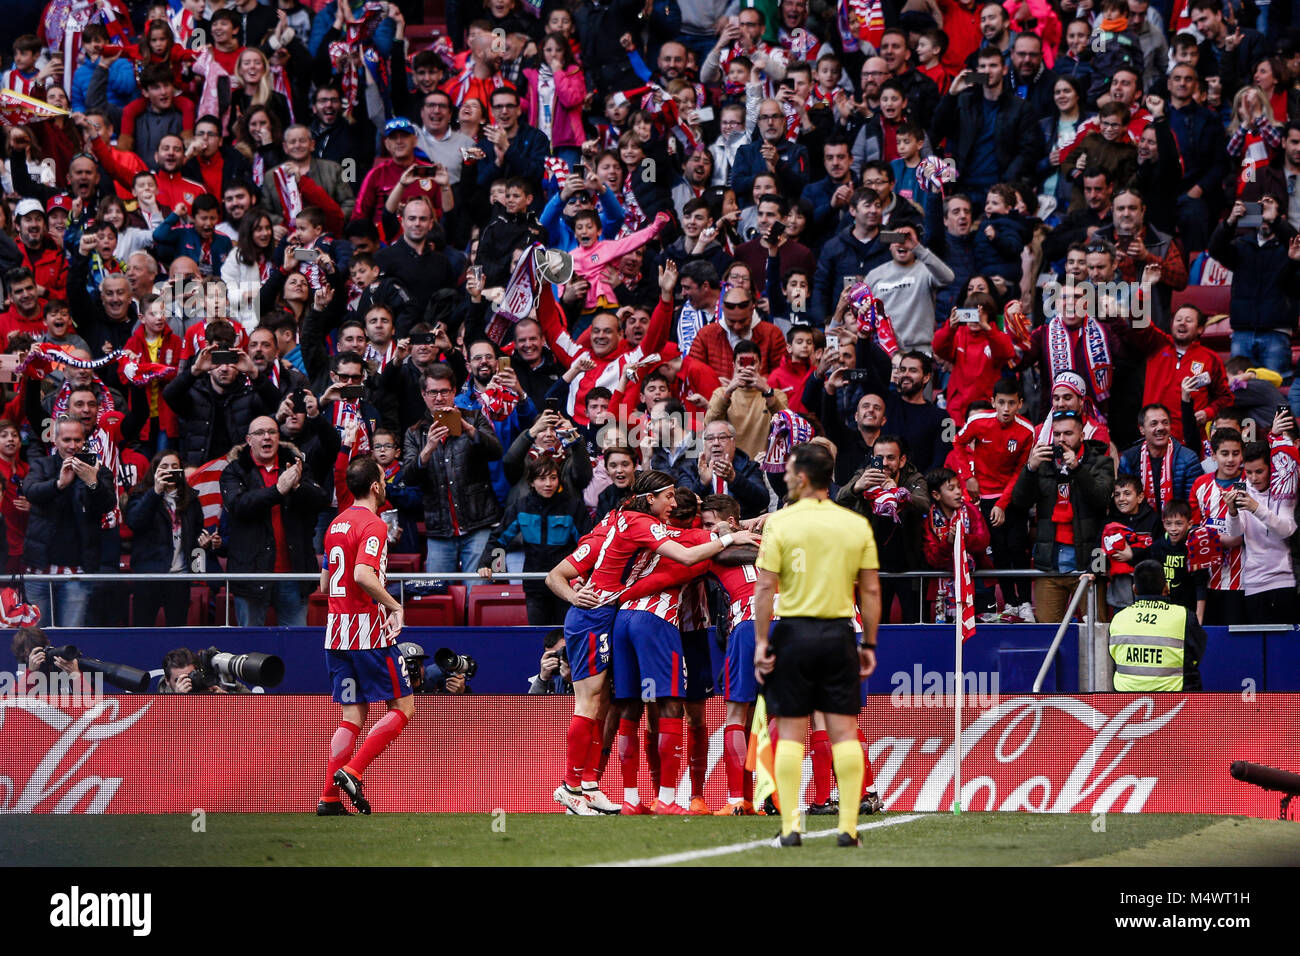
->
[762,410,813,473]
[477,383,519,422]
[1139,441,1174,511]
[838,0,885,53]
[330,3,388,114]
[1046,316,1112,408]
[1239,120,1271,191]
[272,164,304,221]
[332,399,371,457]
[270,62,295,124]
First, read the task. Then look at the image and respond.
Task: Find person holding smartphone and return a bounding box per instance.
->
[22,418,116,628]
[125,450,208,627]
[704,341,788,464]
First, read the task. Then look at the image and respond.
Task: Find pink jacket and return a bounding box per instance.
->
[571,213,670,308]
[1002,3,1062,68]
[523,65,587,149]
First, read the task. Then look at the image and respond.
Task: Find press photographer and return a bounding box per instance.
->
[527,629,573,695]
[413,645,475,695]
[159,646,284,694]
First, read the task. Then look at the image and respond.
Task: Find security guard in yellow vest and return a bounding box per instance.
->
[1109,561,1207,691]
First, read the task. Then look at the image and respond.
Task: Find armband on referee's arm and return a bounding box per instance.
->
[859,639,877,649]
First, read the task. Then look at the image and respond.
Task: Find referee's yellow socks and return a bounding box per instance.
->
[832,739,864,836]
[774,739,804,836]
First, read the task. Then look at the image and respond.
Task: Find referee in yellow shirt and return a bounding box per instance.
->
[755,442,882,848]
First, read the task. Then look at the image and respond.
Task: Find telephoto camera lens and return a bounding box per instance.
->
[434,647,478,678]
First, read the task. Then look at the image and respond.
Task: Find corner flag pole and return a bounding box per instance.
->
[952,519,965,815]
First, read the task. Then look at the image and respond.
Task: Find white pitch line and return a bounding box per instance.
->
[594,813,927,867]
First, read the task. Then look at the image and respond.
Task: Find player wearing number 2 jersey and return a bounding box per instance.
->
[316,458,409,817]
[545,470,758,815]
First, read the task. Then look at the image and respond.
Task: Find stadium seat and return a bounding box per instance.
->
[467,584,528,627]
[388,553,421,574]
[307,592,329,627]
[404,593,458,626]
[187,586,210,627]
[1170,286,1232,351]
[448,583,467,625]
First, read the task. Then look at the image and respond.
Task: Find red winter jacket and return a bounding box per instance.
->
[124,325,185,439]
[1138,329,1232,447]
[933,319,1015,425]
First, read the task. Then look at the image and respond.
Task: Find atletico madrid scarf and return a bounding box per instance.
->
[476,383,519,422]
[329,3,390,115]
[332,399,371,457]
[1046,317,1112,408]
[837,0,884,53]
[1139,442,1174,513]
[21,343,174,392]
[762,410,814,473]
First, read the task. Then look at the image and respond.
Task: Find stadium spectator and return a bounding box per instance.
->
[125,450,207,627]
[402,365,503,578]
[220,415,329,627]
[1012,410,1116,624]
[22,416,115,628]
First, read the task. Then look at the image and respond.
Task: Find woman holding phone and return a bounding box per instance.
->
[125,450,209,627]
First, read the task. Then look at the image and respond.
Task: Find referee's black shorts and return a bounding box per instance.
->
[763,616,860,717]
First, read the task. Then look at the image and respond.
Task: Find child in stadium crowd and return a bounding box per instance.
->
[371,426,423,555]
[890,123,931,217]
[950,383,1035,619]
[1102,474,1159,612]
[914,29,949,94]
[921,466,991,623]
[1149,500,1207,621]
[812,54,843,106]
[974,184,1030,286]
[766,324,818,414]
[1190,428,1247,625]
[477,455,592,626]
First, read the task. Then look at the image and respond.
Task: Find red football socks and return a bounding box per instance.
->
[688,722,709,799]
[810,729,832,804]
[321,720,360,801]
[644,726,661,792]
[564,715,595,789]
[722,723,747,800]
[581,719,602,784]
[617,718,640,788]
[344,709,408,778]
[656,716,684,804]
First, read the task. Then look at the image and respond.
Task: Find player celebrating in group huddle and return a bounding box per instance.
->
[317,458,410,816]
[545,470,756,815]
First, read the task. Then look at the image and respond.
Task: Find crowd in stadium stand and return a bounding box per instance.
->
[0,0,1297,634]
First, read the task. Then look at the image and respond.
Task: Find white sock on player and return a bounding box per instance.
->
[624,787,639,805]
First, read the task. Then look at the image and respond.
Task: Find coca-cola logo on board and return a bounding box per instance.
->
[0,698,152,813]
[872,696,1186,813]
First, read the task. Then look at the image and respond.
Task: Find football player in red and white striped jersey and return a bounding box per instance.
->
[317,457,408,816]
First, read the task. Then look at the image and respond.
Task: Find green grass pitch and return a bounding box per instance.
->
[3,812,1299,867]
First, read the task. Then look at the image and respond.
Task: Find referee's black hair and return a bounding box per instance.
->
[788,442,834,490]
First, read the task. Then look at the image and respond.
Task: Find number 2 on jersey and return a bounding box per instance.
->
[328,545,347,596]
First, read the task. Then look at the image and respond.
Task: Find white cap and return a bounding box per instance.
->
[14,198,44,219]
